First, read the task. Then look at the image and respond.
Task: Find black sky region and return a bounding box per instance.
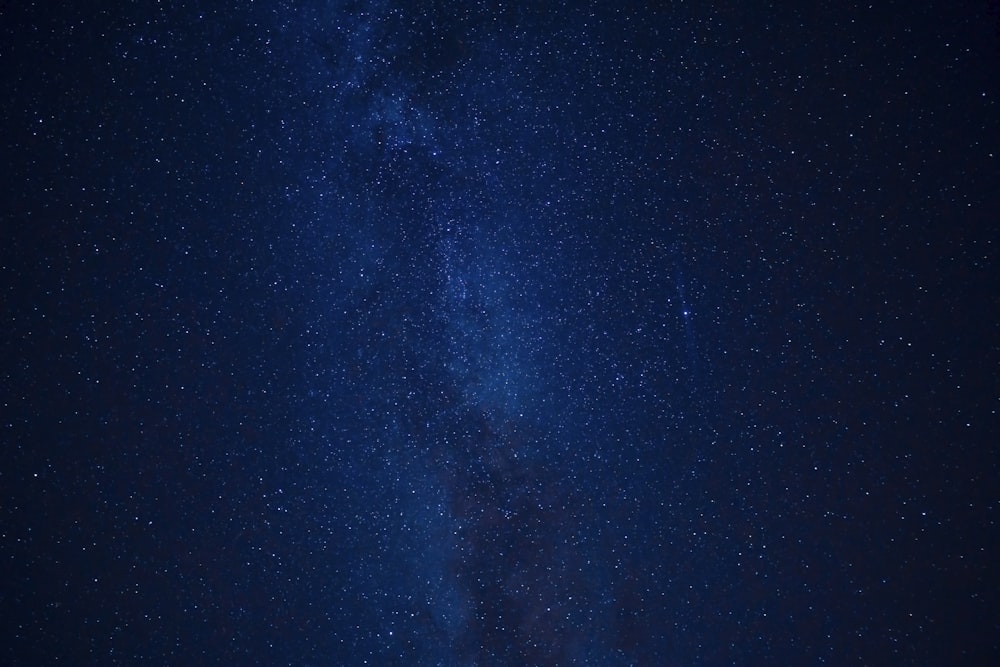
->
[2,1,998,665]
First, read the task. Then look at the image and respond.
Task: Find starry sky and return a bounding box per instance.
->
[2,1,998,665]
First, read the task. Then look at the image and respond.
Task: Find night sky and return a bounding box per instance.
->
[3,1,998,665]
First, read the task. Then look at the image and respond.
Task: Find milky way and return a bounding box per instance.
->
[3,1,997,664]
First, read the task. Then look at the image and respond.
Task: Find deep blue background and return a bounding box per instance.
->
[2,1,997,664]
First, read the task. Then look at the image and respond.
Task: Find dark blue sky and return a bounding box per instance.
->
[2,1,997,665]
